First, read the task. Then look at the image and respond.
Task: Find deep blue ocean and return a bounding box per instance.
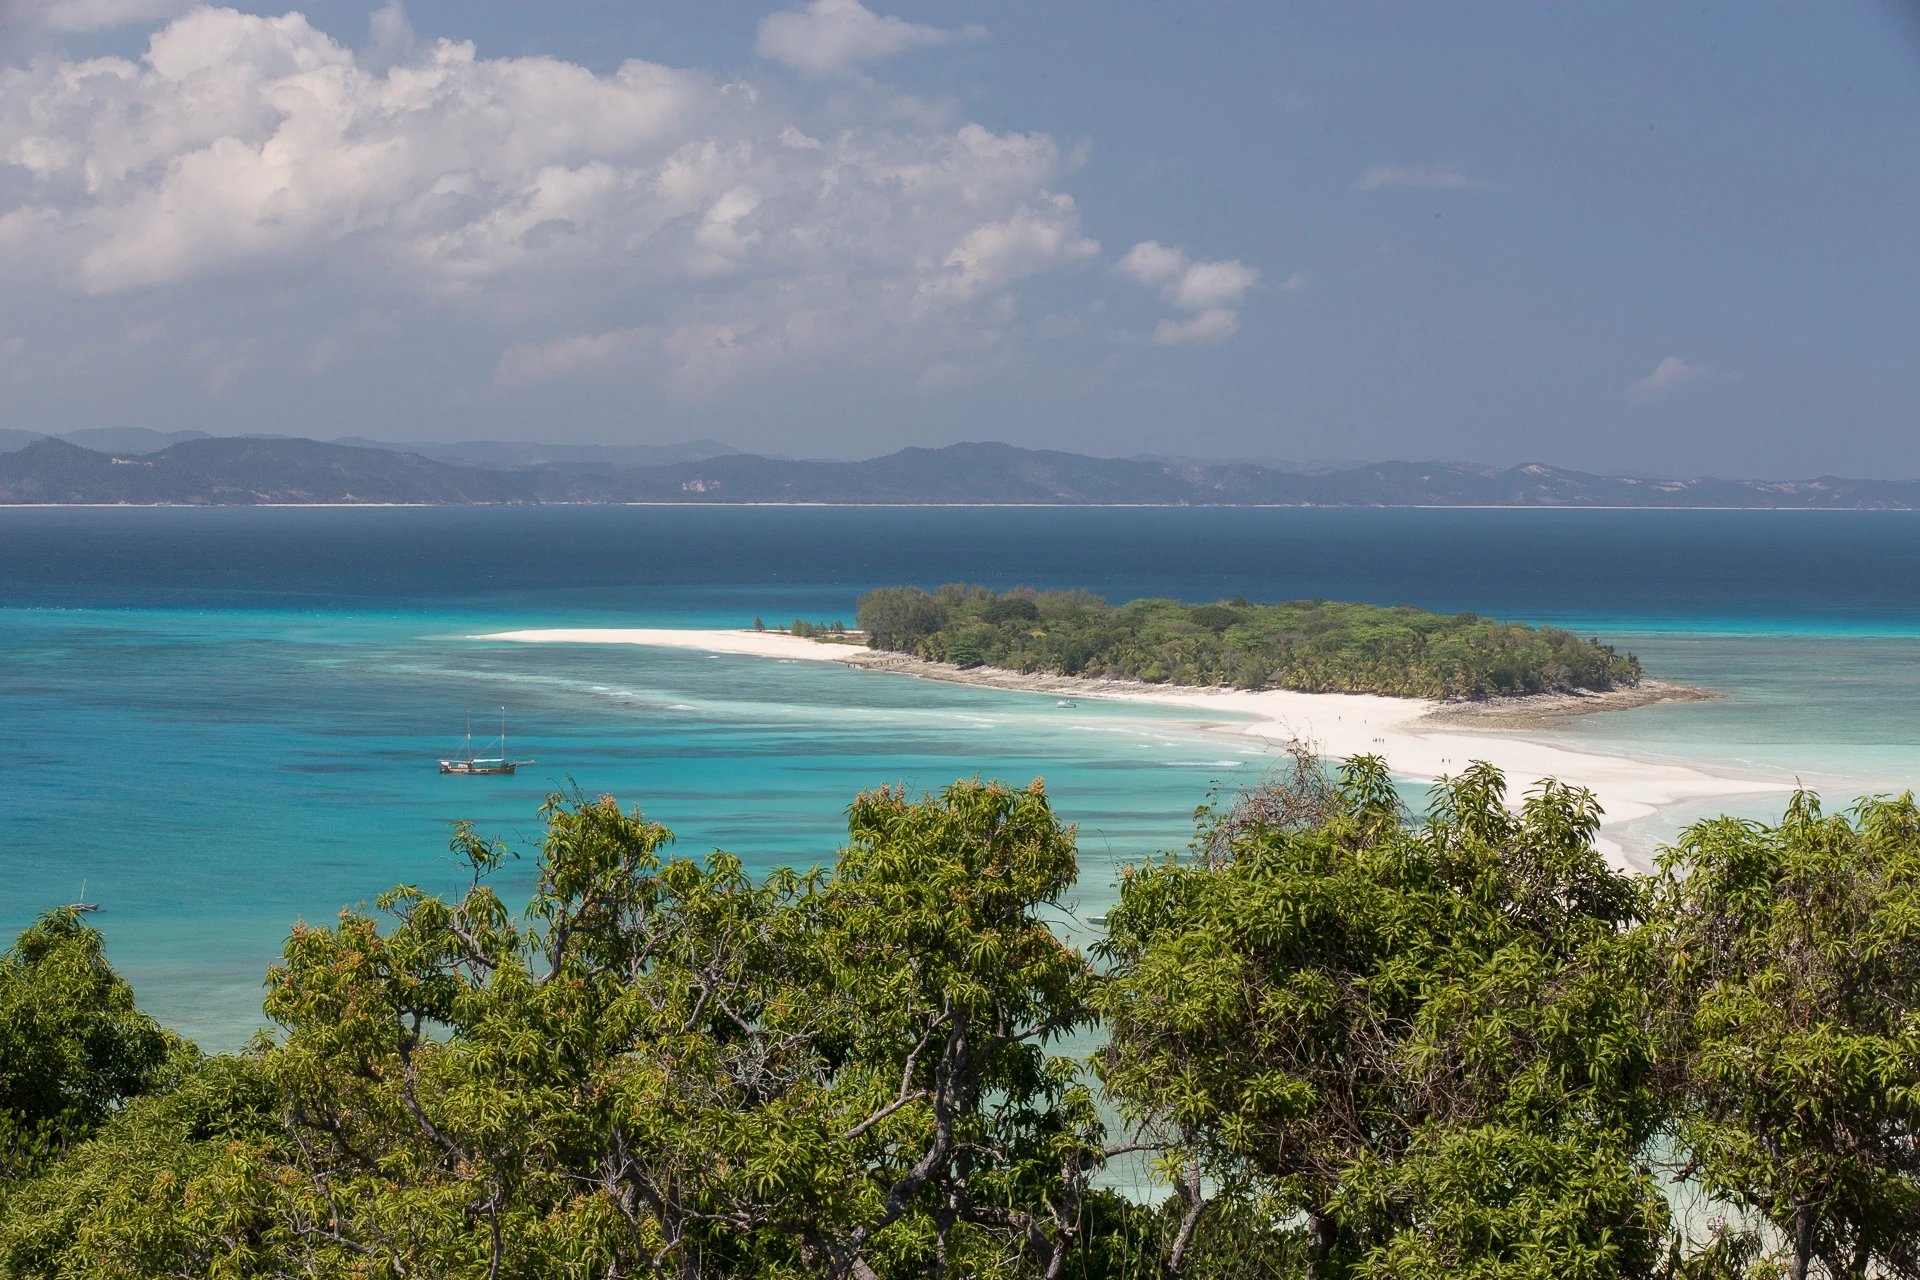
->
[6,505,1920,1047]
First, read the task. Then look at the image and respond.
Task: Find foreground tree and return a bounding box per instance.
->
[1096,756,1666,1279]
[0,909,169,1184]
[0,1051,283,1278]
[1654,790,1920,1280]
[50,781,1098,1278]
[21,770,1920,1277]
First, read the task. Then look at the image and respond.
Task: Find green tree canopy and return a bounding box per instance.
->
[1095,757,1666,1279]
[1654,790,1920,1280]
[0,1050,280,1278]
[853,585,1640,698]
[26,783,1100,1279]
[0,910,169,1183]
[14,771,1920,1279]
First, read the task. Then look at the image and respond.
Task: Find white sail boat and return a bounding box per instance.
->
[439,707,535,775]
[66,878,99,912]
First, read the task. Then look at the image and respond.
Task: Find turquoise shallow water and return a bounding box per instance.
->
[6,505,1920,1047]
[4,606,1264,1045]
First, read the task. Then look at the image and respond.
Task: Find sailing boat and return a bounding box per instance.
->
[439,707,535,775]
[65,879,99,913]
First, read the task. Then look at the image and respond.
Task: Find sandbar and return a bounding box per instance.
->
[476,628,1787,853]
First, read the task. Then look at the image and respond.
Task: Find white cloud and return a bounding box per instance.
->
[754,0,982,76]
[1115,240,1184,289]
[1626,355,1715,406]
[0,6,1180,394]
[1117,240,1258,344]
[362,0,414,69]
[917,194,1098,306]
[1118,241,1259,309]
[1279,272,1306,291]
[1165,257,1259,311]
[1355,163,1479,192]
[1154,309,1238,346]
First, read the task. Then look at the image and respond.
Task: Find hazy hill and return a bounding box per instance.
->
[602,446,1920,508]
[0,437,535,505]
[4,436,1920,507]
[598,442,1286,504]
[0,431,738,469]
[0,427,216,455]
[328,437,740,470]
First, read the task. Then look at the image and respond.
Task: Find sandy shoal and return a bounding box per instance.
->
[477,629,1787,843]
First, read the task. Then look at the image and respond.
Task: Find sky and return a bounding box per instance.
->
[0,1,1916,475]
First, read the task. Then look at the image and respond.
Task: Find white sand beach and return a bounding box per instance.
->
[478,628,1787,854]
[483,628,866,662]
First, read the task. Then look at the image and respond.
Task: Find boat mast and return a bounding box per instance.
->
[500,706,507,761]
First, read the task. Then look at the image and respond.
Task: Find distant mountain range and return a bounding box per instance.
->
[3,434,1919,507]
[0,428,740,470]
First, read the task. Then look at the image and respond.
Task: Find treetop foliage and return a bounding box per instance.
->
[1097,757,1665,1279]
[854,584,1641,698]
[4,767,1920,1279]
[0,910,169,1185]
[1651,791,1920,1280]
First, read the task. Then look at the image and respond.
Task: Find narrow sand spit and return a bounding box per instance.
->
[477,629,1788,853]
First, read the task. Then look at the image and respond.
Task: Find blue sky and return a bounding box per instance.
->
[1,1,1915,475]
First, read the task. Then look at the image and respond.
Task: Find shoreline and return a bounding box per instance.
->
[1414,680,1718,730]
[476,628,1788,857]
[11,506,1920,514]
[7,502,1920,511]
[743,648,1718,730]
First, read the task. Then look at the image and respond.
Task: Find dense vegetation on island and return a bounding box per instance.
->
[4,762,1919,1279]
[855,584,1641,698]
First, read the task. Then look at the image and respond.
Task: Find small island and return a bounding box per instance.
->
[851,584,1641,700]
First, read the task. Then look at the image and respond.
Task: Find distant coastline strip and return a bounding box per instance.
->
[9,436,1920,506]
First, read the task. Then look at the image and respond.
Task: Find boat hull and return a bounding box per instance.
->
[439,761,520,775]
